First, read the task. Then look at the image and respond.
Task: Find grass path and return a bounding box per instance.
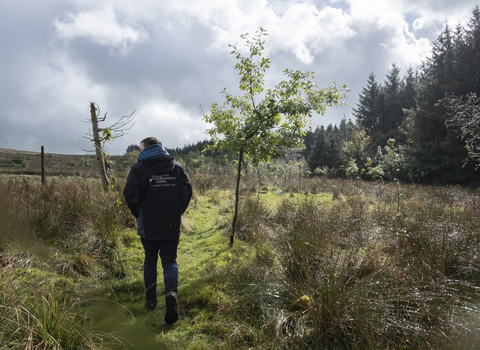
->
[98,191,236,349]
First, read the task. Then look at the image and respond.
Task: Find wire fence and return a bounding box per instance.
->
[0,145,134,180]
[0,143,93,156]
[0,153,96,178]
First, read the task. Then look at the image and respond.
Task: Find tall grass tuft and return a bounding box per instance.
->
[0,268,123,349]
[1,178,131,278]
[234,195,270,241]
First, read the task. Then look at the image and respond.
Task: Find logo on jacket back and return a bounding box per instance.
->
[149,174,176,188]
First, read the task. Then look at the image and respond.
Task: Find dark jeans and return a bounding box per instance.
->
[140,237,179,300]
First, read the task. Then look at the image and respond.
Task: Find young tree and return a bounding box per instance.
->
[341,128,371,179]
[203,28,348,245]
[376,138,406,181]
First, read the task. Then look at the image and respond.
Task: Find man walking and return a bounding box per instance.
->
[123,137,192,324]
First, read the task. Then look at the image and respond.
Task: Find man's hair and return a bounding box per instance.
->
[140,137,162,148]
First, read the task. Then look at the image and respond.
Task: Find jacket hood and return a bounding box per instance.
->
[140,156,175,174]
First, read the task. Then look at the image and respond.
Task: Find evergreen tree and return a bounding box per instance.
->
[400,67,417,110]
[301,129,316,159]
[465,5,480,94]
[379,64,404,144]
[308,121,354,175]
[350,6,480,183]
[308,126,327,172]
[324,124,341,169]
[453,24,471,95]
[404,22,472,182]
[172,140,212,156]
[338,118,356,143]
[353,73,382,132]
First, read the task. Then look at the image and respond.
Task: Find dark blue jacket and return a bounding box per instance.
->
[123,155,192,240]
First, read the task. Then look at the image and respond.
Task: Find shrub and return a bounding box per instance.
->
[12,153,28,167]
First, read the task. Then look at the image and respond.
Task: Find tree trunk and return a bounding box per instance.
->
[90,103,110,192]
[257,168,262,193]
[230,148,244,247]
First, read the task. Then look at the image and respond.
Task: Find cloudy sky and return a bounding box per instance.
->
[0,0,476,155]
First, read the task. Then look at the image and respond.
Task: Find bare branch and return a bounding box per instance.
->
[107,110,136,138]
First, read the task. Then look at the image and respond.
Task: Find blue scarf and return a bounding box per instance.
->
[138,144,169,161]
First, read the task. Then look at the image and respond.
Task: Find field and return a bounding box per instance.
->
[1,170,480,349]
[0,148,136,178]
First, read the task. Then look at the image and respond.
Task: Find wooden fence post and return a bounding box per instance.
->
[41,146,45,185]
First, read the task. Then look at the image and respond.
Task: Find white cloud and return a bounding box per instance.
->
[270,4,355,64]
[54,5,149,56]
[200,2,356,64]
[344,0,441,67]
[135,101,208,147]
[404,0,474,26]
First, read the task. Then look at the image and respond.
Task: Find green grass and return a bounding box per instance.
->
[2,177,480,349]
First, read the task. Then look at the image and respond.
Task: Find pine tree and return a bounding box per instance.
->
[453,24,471,95]
[465,5,480,94]
[338,118,356,143]
[400,67,417,110]
[301,129,316,159]
[379,64,404,143]
[324,124,341,169]
[307,126,327,172]
[353,73,382,132]
[404,21,473,182]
